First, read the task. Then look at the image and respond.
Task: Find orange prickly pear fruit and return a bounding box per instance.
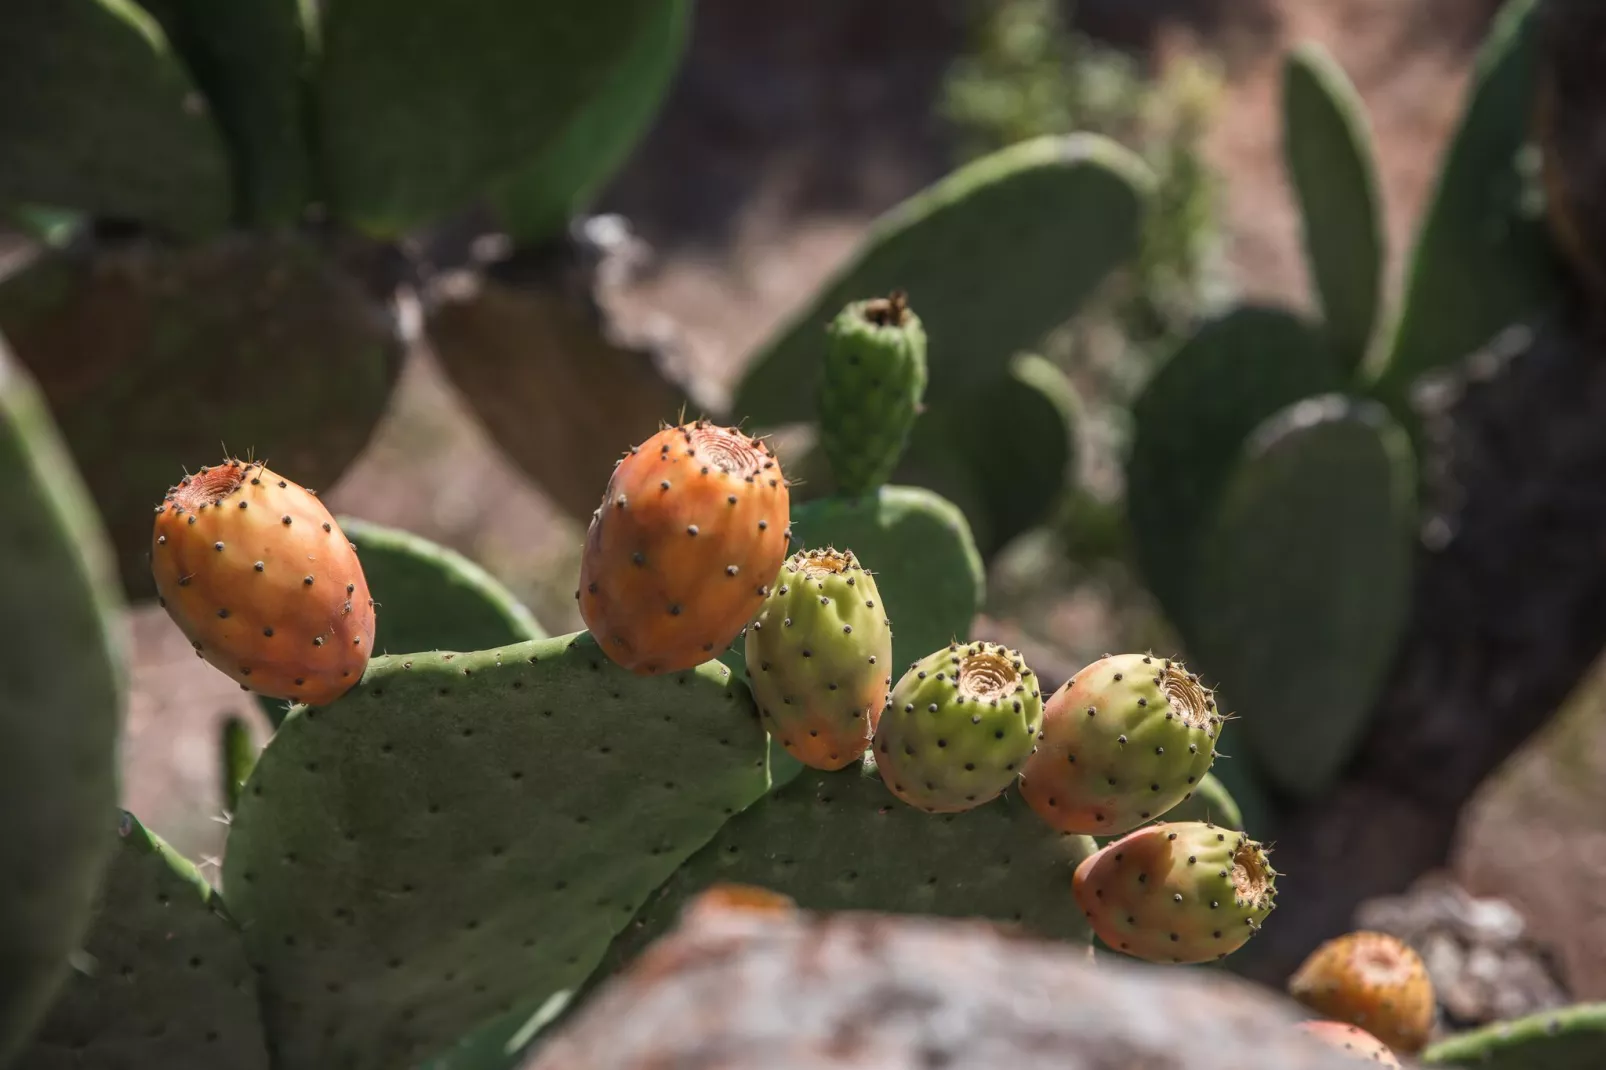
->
[1295,1021,1402,1066]
[579,421,790,675]
[151,458,375,706]
[1288,930,1435,1054]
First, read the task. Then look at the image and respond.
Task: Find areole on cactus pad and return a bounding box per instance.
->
[578,421,791,676]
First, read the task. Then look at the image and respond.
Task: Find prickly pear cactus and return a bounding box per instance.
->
[1421,1002,1606,1069]
[9,812,270,1070]
[1369,0,1562,399]
[313,0,675,234]
[788,485,984,674]
[489,0,692,243]
[219,715,256,814]
[221,631,771,1070]
[592,761,1098,983]
[151,459,376,706]
[0,344,126,1066]
[872,641,1042,813]
[1018,653,1221,837]
[745,548,894,772]
[1282,41,1385,374]
[1125,307,1343,630]
[578,421,791,676]
[1289,930,1436,1056]
[1071,821,1277,965]
[0,233,406,600]
[817,292,929,500]
[895,353,1081,558]
[0,0,231,238]
[1162,771,1243,832]
[132,0,309,225]
[735,133,1153,423]
[1187,396,1417,800]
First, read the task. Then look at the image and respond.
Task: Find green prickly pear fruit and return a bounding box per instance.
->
[1018,653,1222,837]
[744,547,894,771]
[818,291,928,498]
[1072,820,1277,965]
[872,640,1042,813]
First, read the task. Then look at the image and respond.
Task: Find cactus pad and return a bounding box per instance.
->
[1421,1002,1606,1069]
[873,641,1042,813]
[745,548,894,772]
[221,631,770,1070]
[1187,396,1416,800]
[1282,42,1385,374]
[1019,653,1222,837]
[896,353,1080,558]
[0,0,231,238]
[788,485,984,673]
[133,0,309,225]
[818,292,929,499]
[735,134,1152,423]
[594,761,1097,980]
[1163,771,1244,832]
[0,234,405,600]
[9,812,270,1070]
[1371,0,1562,399]
[0,346,125,1065]
[490,0,691,243]
[1072,821,1277,965]
[313,0,672,234]
[1125,307,1343,630]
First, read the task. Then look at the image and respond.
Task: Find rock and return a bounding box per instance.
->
[524,886,1370,1070]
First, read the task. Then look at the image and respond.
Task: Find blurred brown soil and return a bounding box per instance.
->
[117,0,1606,998]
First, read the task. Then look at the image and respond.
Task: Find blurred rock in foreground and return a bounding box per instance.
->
[525,884,1372,1070]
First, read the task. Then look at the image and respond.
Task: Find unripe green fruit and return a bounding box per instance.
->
[872,640,1042,813]
[818,291,928,498]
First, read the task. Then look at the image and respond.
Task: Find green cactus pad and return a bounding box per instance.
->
[219,715,256,814]
[9,812,270,1070]
[133,0,309,225]
[734,134,1152,422]
[746,548,894,772]
[0,345,125,1066]
[1187,396,1417,800]
[0,0,231,238]
[873,641,1043,813]
[593,761,1097,979]
[1162,771,1243,832]
[221,631,771,1070]
[1282,42,1385,374]
[896,353,1080,558]
[490,0,691,244]
[1421,1002,1606,1069]
[0,234,404,601]
[788,485,984,674]
[314,0,673,235]
[1370,0,1563,401]
[817,292,929,499]
[1126,307,1343,631]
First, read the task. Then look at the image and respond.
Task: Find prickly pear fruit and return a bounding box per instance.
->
[1071,820,1276,964]
[818,291,929,498]
[1296,1021,1402,1066]
[579,421,790,675]
[150,459,375,705]
[872,640,1042,813]
[744,547,893,770]
[1288,931,1435,1055]
[1019,652,1222,836]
